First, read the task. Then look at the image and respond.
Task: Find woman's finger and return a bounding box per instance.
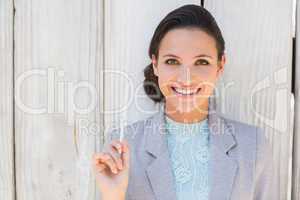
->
[96,152,119,174]
[109,143,124,170]
[121,140,130,169]
[93,153,108,173]
[111,140,123,154]
[94,162,107,173]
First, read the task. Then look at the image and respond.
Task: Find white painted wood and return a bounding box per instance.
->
[104,1,200,131]
[205,1,294,199]
[10,0,296,199]
[14,0,104,199]
[292,0,300,199]
[0,0,14,200]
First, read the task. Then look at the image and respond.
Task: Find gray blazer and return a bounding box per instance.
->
[104,104,277,200]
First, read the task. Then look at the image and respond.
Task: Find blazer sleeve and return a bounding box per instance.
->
[253,127,279,200]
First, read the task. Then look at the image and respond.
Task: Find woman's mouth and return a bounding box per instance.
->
[171,87,202,97]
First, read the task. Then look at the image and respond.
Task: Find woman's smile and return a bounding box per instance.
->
[170,86,202,99]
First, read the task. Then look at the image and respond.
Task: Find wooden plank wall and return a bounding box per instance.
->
[205,1,294,199]
[292,0,300,199]
[0,0,14,200]
[0,0,297,199]
[13,0,104,199]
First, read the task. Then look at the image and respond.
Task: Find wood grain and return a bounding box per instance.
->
[14,0,104,199]
[0,0,14,200]
[7,0,297,199]
[205,1,294,199]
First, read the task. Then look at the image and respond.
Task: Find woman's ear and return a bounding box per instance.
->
[216,54,226,78]
[151,54,159,77]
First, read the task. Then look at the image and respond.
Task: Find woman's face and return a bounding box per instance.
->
[152,28,226,114]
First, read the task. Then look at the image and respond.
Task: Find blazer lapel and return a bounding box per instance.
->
[144,98,238,200]
[145,104,177,200]
[208,96,238,200]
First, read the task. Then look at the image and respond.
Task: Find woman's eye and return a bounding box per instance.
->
[196,59,209,65]
[165,59,179,65]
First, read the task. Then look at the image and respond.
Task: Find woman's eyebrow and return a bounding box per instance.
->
[163,54,212,58]
[194,54,213,58]
[163,54,180,58]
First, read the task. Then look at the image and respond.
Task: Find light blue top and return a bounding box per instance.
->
[164,113,210,200]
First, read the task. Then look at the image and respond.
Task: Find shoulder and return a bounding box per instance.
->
[220,115,276,198]
[221,114,269,150]
[220,114,273,167]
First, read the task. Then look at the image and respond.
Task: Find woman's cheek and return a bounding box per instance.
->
[203,80,216,97]
[158,78,172,97]
[157,68,175,97]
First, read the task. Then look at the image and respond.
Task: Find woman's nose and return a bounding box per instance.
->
[177,66,192,85]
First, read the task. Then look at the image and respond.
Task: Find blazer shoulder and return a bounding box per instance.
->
[221,115,260,142]
[220,115,270,157]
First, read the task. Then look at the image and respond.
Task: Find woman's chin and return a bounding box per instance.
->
[174,102,197,113]
[165,97,208,114]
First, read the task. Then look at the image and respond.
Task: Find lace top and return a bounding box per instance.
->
[164,113,210,200]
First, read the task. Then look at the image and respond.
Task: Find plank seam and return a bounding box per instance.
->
[292,0,299,199]
[201,0,204,7]
[292,37,296,94]
[102,0,106,145]
[12,0,17,199]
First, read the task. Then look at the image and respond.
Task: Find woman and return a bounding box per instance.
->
[92,4,277,200]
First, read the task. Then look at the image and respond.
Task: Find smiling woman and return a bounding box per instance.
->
[143,6,225,123]
[150,27,224,121]
[92,4,277,200]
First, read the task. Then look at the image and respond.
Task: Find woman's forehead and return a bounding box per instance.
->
[159,28,217,57]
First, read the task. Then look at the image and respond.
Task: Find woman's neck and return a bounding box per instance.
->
[164,99,209,124]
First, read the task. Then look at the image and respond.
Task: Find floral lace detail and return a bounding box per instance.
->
[165,114,210,200]
[173,161,193,184]
[195,145,209,164]
[170,148,192,184]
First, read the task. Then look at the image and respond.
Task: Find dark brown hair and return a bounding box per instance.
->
[143,4,225,103]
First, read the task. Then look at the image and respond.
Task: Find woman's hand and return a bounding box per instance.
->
[92,139,130,200]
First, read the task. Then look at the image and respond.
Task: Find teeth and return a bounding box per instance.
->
[173,87,199,95]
